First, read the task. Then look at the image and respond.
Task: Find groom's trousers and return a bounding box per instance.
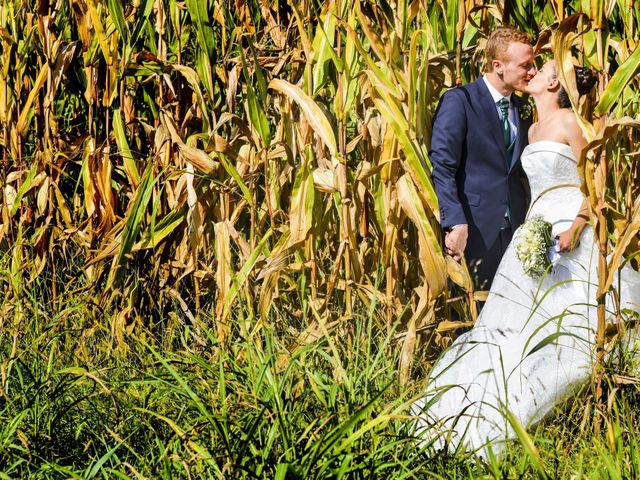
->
[468,217,513,291]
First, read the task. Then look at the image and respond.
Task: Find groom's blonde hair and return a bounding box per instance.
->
[485,26,532,71]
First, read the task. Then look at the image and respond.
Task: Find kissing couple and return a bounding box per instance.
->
[414,26,640,457]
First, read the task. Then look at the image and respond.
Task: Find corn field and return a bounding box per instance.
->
[1,0,640,477]
[1,0,639,372]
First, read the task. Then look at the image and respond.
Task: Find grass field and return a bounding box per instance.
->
[2,261,640,478]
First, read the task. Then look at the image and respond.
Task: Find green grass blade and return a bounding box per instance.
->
[504,408,549,480]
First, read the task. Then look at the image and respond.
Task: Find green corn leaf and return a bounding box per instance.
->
[110,165,157,287]
[9,162,39,216]
[239,47,271,147]
[134,205,188,250]
[408,29,421,129]
[112,108,140,187]
[287,150,315,248]
[444,0,458,51]
[341,10,359,113]
[126,0,154,65]
[317,14,344,74]
[130,0,154,44]
[222,229,273,320]
[107,0,128,42]
[185,0,216,98]
[219,152,254,207]
[184,0,215,59]
[311,6,338,95]
[249,42,269,103]
[86,0,113,65]
[344,19,401,100]
[366,71,438,217]
[596,44,640,115]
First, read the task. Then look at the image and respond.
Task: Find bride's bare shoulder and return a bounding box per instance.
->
[559,110,584,137]
[528,109,582,144]
[558,109,579,123]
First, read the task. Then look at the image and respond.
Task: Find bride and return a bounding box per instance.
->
[413,60,640,458]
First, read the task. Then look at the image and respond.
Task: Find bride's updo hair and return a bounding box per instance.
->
[558,66,598,108]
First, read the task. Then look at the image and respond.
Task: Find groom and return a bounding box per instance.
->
[430,26,536,290]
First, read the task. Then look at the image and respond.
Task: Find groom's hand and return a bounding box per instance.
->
[445,224,468,262]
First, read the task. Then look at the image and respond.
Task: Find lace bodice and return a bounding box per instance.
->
[521,141,583,231]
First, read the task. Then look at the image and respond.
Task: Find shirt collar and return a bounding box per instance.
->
[483,75,512,105]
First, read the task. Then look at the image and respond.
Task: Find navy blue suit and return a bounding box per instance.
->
[430,78,531,289]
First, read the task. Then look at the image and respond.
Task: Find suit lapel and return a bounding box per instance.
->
[510,94,531,172]
[473,79,506,164]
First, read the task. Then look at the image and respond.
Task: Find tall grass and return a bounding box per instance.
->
[0,257,422,477]
[2,250,640,478]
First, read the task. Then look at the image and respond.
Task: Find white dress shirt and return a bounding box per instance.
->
[482,75,518,143]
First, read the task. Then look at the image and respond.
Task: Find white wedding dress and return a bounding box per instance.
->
[413,141,640,458]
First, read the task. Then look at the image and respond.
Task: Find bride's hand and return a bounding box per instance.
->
[556,201,589,252]
[556,227,582,252]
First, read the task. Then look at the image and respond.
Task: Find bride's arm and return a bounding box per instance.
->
[557,112,589,252]
[556,200,589,251]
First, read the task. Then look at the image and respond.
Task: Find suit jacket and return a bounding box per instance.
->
[430,78,532,259]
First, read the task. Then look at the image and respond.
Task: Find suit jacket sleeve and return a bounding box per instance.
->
[430,90,468,228]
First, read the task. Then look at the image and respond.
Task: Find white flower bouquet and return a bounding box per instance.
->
[514,215,553,279]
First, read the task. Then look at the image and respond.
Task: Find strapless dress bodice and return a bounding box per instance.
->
[521,141,583,232]
[521,141,580,193]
